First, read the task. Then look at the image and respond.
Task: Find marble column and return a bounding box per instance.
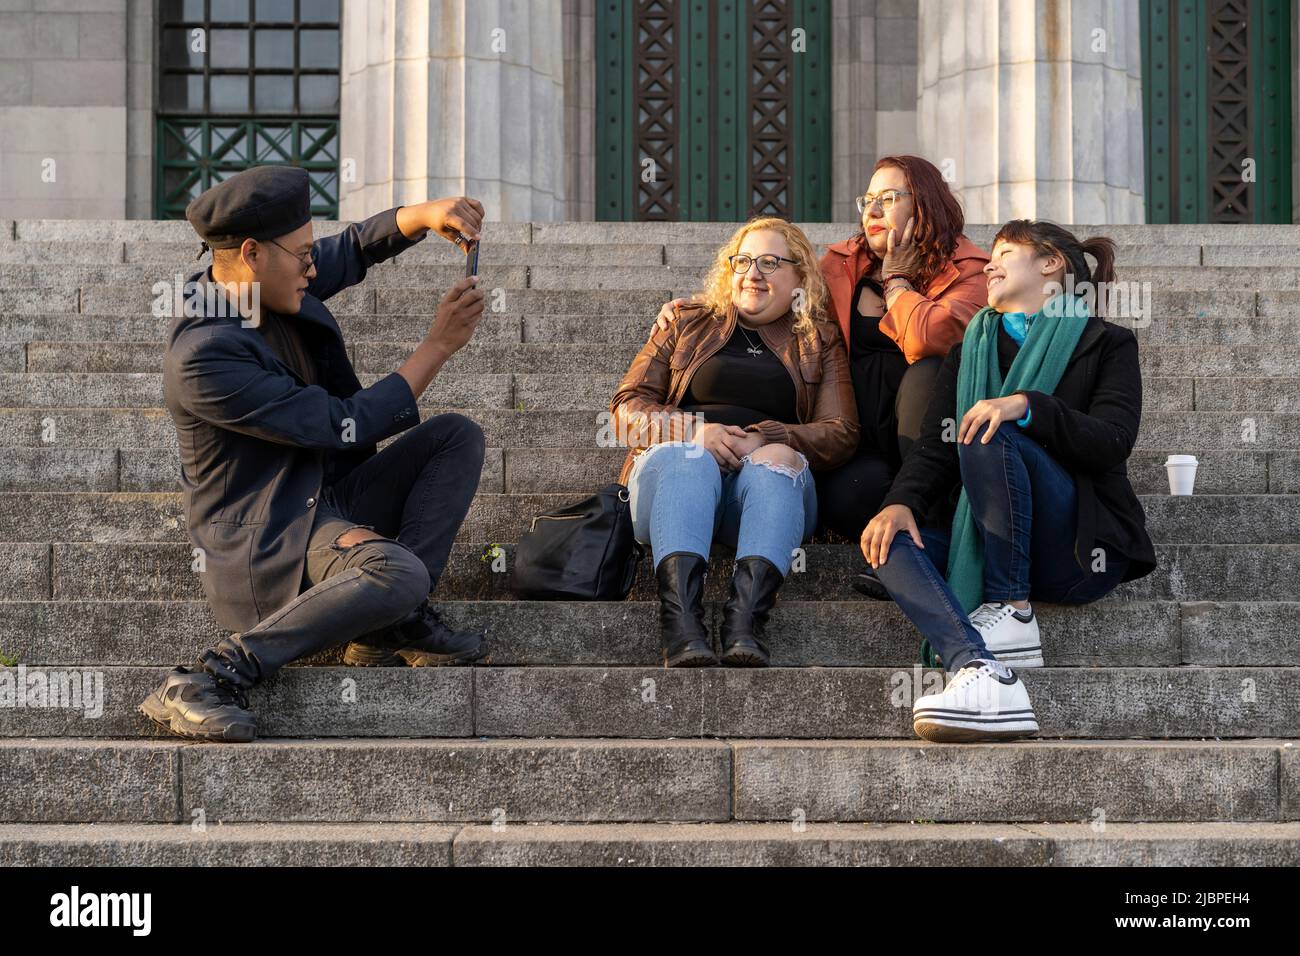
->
[339,0,566,221]
[831,0,922,225]
[561,0,594,221]
[917,0,1145,224]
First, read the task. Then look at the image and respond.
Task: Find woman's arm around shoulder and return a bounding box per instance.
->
[609,302,712,449]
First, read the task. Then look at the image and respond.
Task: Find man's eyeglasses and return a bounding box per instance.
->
[268,238,316,275]
[856,189,912,214]
[728,253,798,275]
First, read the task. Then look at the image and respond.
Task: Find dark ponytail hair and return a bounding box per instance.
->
[993,219,1117,315]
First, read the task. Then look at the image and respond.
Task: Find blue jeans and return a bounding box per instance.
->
[875,425,1129,671]
[627,441,818,576]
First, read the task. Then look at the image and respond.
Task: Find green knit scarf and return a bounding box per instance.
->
[943,293,1091,614]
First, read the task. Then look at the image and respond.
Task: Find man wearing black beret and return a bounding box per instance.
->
[140,164,490,742]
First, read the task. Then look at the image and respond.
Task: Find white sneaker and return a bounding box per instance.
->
[912,659,1039,743]
[969,601,1043,667]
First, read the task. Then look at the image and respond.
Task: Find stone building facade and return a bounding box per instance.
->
[0,0,1295,224]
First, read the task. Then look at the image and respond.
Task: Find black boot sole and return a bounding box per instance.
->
[720,640,769,667]
[664,644,719,667]
[138,694,256,743]
[720,651,769,667]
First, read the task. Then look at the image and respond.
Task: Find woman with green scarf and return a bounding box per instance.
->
[860,220,1157,743]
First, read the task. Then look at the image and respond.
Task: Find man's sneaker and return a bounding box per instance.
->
[344,602,488,667]
[912,659,1038,743]
[969,601,1043,667]
[139,666,256,742]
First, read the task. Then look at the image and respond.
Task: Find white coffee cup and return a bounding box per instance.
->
[1165,454,1198,495]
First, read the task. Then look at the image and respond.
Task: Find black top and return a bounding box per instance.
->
[680,323,797,428]
[881,313,1157,583]
[848,274,907,464]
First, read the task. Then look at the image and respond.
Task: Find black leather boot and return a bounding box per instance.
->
[719,555,783,667]
[655,551,718,667]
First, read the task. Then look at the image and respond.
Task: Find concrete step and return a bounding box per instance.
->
[0,263,536,290]
[0,738,1293,823]
[12,339,1299,378]
[5,282,1300,322]
[2,540,1295,602]
[6,260,1300,293]
[2,664,1299,741]
[0,237,1286,270]
[0,491,1293,546]
[3,446,1292,496]
[4,599,1296,668]
[6,219,1300,246]
[0,240,670,267]
[2,294,1294,340]
[0,408,1296,455]
[0,287,681,317]
[1,820,1295,866]
[4,371,1298,414]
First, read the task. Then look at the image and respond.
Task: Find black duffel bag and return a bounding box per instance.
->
[510,483,644,600]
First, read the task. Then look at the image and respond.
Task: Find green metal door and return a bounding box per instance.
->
[596,0,831,222]
[1142,0,1292,223]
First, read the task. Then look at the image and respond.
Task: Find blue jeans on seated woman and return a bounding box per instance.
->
[874,424,1129,672]
[627,440,818,576]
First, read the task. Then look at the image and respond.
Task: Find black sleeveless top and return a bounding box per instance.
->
[848,274,907,465]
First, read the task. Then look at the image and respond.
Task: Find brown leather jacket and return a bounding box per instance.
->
[609,302,859,484]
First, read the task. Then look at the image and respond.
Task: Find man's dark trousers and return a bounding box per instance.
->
[199,412,485,687]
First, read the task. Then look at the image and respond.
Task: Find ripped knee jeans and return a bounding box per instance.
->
[626,440,818,575]
[198,498,431,688]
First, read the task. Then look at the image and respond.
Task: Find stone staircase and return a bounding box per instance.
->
[0,217,1298,866]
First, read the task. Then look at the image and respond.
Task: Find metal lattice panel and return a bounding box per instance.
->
[156,118,339,219]
[633,0,679,219]
[748,0,791,216]
[1207,0,1252,222]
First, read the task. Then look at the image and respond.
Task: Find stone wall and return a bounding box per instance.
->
[831,0,920,224]
[0,0,148,220]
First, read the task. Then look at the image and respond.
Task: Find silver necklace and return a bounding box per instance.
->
[737,323,764,356]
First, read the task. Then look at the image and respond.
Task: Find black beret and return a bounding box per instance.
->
[185,166,312,250]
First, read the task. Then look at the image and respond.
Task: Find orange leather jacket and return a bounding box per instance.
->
[609,302,859,485]
[819,233,991,364]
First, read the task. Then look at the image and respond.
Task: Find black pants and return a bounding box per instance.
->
[816,356,942,540]
[199,413,485,687]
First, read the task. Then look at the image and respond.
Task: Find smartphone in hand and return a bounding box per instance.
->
[464,240,480,278]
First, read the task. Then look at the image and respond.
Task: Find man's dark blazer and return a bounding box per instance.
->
[163,208,425,631]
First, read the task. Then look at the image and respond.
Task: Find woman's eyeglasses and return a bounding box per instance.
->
[268,238,316,275]
[856,189,912,214]
[728,253,798,275]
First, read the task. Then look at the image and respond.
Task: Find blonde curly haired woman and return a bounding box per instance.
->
[610,218,858,668]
